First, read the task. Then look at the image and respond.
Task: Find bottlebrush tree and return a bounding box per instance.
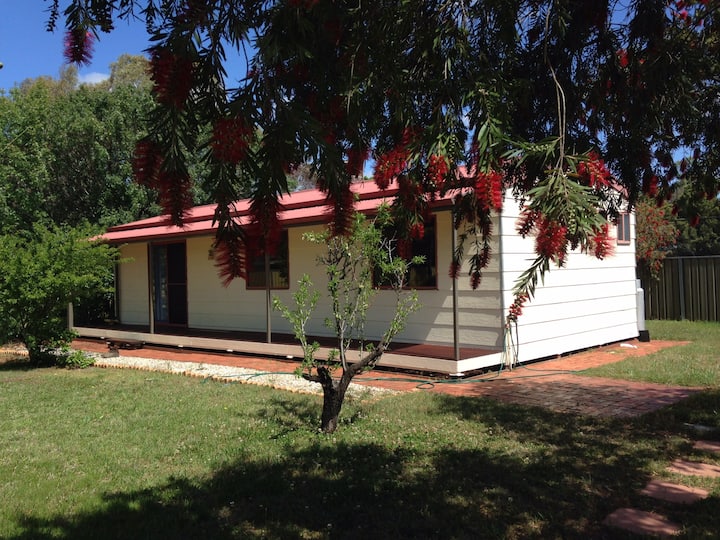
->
[48,0,720,316]
[635,196,680,280]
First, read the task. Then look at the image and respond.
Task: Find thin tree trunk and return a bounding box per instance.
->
[317,367,352,434]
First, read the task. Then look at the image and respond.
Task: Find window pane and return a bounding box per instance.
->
[247,231,289,289]
[376,219,437,288]
[617,213,631,244]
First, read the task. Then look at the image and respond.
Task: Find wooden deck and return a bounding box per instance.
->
[72,322,501,376]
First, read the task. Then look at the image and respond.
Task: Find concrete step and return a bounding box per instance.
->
[694,440,720,454]
[604,508,681,537]
[668,459,720,478]
[640,479,709,504]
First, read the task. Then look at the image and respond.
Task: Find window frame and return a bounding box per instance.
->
[374,217,438,290]
[616,212,631,245]
[245,230,290,290]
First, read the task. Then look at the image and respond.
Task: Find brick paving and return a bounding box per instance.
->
[69,337,701,419]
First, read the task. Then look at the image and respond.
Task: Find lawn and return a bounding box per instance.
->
[583,320,720,388]
[0,320,719,539]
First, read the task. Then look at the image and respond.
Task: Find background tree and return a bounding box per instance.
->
[0,224,118,363]
[670,180,720,255]
[274,211,420,433]
[635,195,680,280]
[50,0,720,315]
[0,55,221,233]
[0,64,156,231]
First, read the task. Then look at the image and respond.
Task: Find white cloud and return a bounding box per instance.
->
[78,72,109,85]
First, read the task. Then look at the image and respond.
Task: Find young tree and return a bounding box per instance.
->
[274,212,420,433]
[0,225,119,363]
[49,0,720,314]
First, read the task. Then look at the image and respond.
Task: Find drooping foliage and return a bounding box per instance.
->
[48,0,720,315]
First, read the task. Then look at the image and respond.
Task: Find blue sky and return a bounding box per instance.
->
[0,1,151,92]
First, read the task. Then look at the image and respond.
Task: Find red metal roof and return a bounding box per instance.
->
[101,180,455,244]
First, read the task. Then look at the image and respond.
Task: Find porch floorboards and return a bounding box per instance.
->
[75,323,495,363]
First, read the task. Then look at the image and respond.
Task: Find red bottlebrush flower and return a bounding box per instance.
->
[396,238,412,260]
[373,128,416,189]
[249,194,284,254]
[346,146,369,177]
[617,49,629,68]
[474,169,503,211]
[470,270,481,290]
[409,221,425,240]
[690,214,701,227]
[534,217,568,264]
[590,223,614,260]
[397,174,423,212]
[64,28,94,65]
[155,169,193,227]
[478,245,491,268]
[448,259,461,279]
[516,207,539,237]
[577,152,612,188]
[213,235,247,287]
[374,144,409,189]
[507,293,528,322]
[211,117,251,164]
[132,139,163,186]
[642,175,659,197]
[325,186,355,236]
[427,154,449,191]
[149,47,195,109]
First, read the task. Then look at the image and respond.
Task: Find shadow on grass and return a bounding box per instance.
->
[10,394,709,540]
[642,389,720,436]
[0,358,36,373]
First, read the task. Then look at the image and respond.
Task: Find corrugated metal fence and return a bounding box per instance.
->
[641,256,720,321]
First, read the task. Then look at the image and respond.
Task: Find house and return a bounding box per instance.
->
[73,181,641,376]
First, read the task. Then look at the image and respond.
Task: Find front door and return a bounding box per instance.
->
[152,242,188,326]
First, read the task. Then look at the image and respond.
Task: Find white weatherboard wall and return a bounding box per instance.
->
[499,206,639,363]
[114,211,506,357]
[118,243,149,325]
[109,202,638,374]
[361,210,503,351]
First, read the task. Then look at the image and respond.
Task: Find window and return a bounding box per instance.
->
[246,231,290,289]
[617,213,631,245]
[376,218,437,289]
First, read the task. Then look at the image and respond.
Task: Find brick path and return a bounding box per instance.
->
[70,337,701,419]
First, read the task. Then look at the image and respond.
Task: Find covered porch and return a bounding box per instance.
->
[70,318,502,377]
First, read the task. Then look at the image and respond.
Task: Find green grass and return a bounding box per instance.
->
[583,320,720,387]
[1,323,720,539]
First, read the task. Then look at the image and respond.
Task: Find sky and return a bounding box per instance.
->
[0,1,151,92]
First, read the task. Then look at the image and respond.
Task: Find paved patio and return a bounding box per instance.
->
[71,337,700,418]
